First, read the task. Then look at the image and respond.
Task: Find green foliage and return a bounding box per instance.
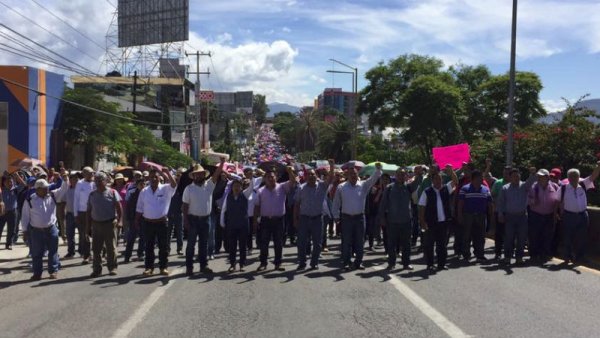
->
[272,111,299,151]
[317,116,353,162]
[61,87,192,167]
[253,94,269,125]
[361,54,446,128]
[401,75,464,163]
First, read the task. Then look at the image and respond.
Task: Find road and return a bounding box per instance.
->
[1,235,600,338]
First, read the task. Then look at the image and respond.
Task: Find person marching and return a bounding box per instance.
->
[182,159,225,276]
[333,162,382,271]
[418,167,458,271]
[293,159,335,271]
[135,167,177,276]
[87,172,122,277]
[253,166,298,272]
[21,179,60,280]
[220,177,254,272]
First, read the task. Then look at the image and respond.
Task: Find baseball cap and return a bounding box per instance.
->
[34,179,50,189]
[536,169,550,176]
[550,168,562,178]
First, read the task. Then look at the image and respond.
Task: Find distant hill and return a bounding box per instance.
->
[539,98,600,124]
[268,102,301,116]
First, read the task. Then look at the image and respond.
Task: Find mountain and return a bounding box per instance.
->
[268,102,301,116]
[539,98,600,124]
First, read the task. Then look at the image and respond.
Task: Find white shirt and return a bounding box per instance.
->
[182,180,216,217]
[418,181,455,222]
[332,170,382,219]
[53,178,69,203]
[563,176,594,213]
[136,183,177,219]
[21,193,57,231]
[73,179,95,216]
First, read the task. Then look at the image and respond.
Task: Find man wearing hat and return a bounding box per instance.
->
[74,166,95,264]
[135,167,178,276]
[496,167,537,265]
[87,172,122,277]
[527,169,560,262]
[182,159,225,276]
[21,179,60,280]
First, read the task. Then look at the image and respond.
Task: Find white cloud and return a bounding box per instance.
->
[541,99,568,113]
[282,27,292,33]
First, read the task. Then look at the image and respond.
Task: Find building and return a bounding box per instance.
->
[0,66,64,171]
[316,88,357,117]
[213,91,253,115]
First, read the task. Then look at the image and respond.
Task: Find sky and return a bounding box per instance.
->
[1,0,600,112]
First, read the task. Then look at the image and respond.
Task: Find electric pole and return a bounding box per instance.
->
[185,51,211,160]
[507,0,518,166]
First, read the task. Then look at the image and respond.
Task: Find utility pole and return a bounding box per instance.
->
[506,0,518,166]
[132,70,137,115]
[185,51,211,160]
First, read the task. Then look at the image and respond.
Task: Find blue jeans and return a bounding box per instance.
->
[208,212,217,255]
[341,214,366,267]
[504,213,528,259]
[186,215,210,269]
[297,215,323,267]
[30,224,59,276]
[124,220,145,260]
[0,210,17,248]
[65,212,76,255]
[562,211,589,261]
[168,211,183,252]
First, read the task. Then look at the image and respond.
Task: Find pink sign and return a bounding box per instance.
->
[432,143,470,169]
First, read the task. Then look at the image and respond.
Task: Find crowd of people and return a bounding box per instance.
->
[1,155,599,281]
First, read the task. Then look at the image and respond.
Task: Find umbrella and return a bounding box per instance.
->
[341,160,366,171]
[359,162,399,176]
[138,161,164,172]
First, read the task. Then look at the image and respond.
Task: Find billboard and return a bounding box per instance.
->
[118,0,189,48]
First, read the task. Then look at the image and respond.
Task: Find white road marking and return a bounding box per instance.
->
[373,266,470,338]
[110,267,184,338]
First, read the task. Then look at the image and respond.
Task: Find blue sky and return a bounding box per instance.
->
[1,0,599,111]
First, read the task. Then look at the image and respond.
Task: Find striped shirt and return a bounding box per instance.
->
[459,184,492,214]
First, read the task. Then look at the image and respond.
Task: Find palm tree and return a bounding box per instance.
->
[297,107,320,152]
[317,116,353,161]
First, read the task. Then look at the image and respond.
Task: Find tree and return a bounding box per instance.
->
[449,64,494,141]
[61,87,193,168]
[317,116,353,161]
[401,75,463,163]
[296,107,321,152]
[360,54,446,128]
[62,87,136,165]
[478,71,546,130]
[253,94,269,125]
[272,111,299,151]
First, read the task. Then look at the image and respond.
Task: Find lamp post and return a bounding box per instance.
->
[328,58,358,159]
[506,0,518,166]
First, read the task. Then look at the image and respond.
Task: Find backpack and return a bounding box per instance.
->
[26,192,57,209]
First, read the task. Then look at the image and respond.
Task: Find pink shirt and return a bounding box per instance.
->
[528,182,560,215]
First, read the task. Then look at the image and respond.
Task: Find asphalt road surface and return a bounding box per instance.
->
[1,236,600,338]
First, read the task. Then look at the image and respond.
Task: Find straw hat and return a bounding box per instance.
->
[114,173,128,182]
[189,164,208,178]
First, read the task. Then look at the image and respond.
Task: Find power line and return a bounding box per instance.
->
[0,75,197,128]
[29,0,106,51]
[0,0,100,62]
[209,54,225,91]
[0,23,98,76]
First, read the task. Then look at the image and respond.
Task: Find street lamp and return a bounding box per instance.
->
[506,0,518,166]
[328,58,358,159]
